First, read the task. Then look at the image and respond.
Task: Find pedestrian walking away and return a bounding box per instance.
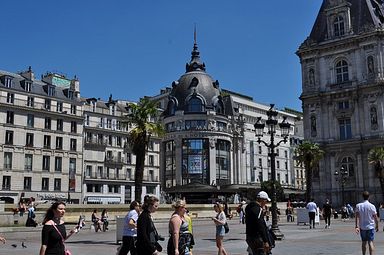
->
[118,201,141,255]
[306,198,317,229]
[245,191,272,255]
[355,191,379,255]
[39,201,77,255]
[212,202,228,255]
[136,195,163,255]
[322,199,332,229]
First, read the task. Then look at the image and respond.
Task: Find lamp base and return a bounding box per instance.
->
[271,226,284,241]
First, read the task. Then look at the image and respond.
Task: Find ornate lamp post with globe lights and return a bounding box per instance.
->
[254,104,291,240]
[334,166,348,207]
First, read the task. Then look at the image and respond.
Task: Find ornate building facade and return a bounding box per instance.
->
[152,38,302,202]
[297,0,384,205]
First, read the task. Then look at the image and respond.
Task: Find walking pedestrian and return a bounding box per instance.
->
[118,201,140,255]
[355,191,379,255]
[39,201,77,255]
[245,191,271,255]
[101,209,109,231]
[212,202,228,255]
[322,199,332,229]
[136,195,162,255]
[0,235,5,244]
[91,209,102,232]
[167,199,192,255]
[306,198,317,229]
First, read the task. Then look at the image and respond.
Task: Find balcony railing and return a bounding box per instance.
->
[2,185,11,190]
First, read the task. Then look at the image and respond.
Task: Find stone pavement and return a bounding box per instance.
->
[0,217,383,255]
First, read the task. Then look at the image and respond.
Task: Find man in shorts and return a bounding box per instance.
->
[355,191,379,255]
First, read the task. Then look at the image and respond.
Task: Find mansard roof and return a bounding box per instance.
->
[307,0,384,44]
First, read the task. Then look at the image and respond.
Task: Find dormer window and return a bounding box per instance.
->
[91,101,96,112]
[25,81,32,92]
[68,90,73,99]
[335,60,349,83]
[48,86,55,97]
[110,105,116,116]
[334,16,345,37]
[5,77,12,88]
[187,97,204,112]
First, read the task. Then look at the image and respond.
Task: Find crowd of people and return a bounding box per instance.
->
[0,190,381,255]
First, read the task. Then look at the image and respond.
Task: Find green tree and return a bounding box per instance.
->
[126,98,164,202]
[261,180,284,201]
[295,141,324,202]
[368,147,384,202]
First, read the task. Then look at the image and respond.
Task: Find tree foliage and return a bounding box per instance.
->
[294,141,324,202]
[125,98,165,202]
[261,180,285,202]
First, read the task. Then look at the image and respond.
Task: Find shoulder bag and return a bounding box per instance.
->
[52,223,72,255]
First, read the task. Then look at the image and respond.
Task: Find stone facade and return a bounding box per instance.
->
[297,0,384,205]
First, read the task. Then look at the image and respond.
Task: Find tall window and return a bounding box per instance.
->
[339,118,352,140]
[55,157,62,172]
[70,139,77,151]
[2,176,11,190]
[42,156,50,171]
[71,105,76,114]
[25,154,33,171]
[5,77,12,88]
[216,101,224,114]
[45,99,51,110]
[187,97,204,112]
[44,135,51,149]
[216,140,230,185]
[5,130,13,145]
[27,96,34,107]
[164,141,176,188]
[27,114,34,127]
[71,121,77,133]
[6,111,14,124]
[42,178,49,191]
[24,177,32,191]
[56,102,63,112]
[7,93,14,103]
[56,137,63,150]
[26,133,34,147]
[341,157,354,177]
[57,119,63,131]
[45,117,51,129]
[182,139,209,185]
[334,15,345,37]
[4,152,12,169]
[167,100,176,115]
[336,60,349,83]
[54,178,61,191]
[25,81,32,92]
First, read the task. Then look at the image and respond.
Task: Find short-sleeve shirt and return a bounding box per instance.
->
[123,209,138,236]
[306,202,317,213]
[356,200,377,230]
[217,211,227,225]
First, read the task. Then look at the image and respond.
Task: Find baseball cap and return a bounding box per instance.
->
[257,191,271,201]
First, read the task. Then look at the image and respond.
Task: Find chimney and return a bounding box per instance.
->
[20,66,35,81]
[71,75,80,98]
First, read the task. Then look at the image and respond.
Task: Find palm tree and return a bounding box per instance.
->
[125,98,164,202]
[295,141,324,202]
[368,147,384,202]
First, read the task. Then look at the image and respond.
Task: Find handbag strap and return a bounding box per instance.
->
[52,222,66,244]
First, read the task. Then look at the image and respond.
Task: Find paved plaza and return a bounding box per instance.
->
[0,217,383,255]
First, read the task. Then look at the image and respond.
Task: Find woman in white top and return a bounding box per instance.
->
[212,202,228,255]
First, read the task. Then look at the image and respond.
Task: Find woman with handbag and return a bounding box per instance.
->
[167,199,191,255]
[136,195,162,255]
[39,201,77,255]
[211,202,228,255]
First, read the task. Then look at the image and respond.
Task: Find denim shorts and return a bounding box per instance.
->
[216,225,225,237]
[360,229,375,241]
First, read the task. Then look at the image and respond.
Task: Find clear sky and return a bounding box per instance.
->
[1,0,323,111]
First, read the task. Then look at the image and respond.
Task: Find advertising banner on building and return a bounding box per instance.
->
[188,155,202,174]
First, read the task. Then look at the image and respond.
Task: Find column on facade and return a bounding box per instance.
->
[209,138,217,186]
[175,138,183,185]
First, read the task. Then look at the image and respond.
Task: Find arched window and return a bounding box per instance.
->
[336,60,349,83]
[308,68,315,85]
[334,16,345,37]
[341,157,354,177]
[167,100,176,115]
[216,100,224,114]
[188,97,204,112]
[310,115,317,137]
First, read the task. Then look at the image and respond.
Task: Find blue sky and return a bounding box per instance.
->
[1,0,322,111]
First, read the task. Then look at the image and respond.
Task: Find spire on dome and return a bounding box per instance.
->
[186,24,206,73]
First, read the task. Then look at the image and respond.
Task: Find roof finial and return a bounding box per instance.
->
[194,23,197,45]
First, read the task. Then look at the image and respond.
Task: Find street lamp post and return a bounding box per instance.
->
[334,166,348,207]
[254,104,291,240]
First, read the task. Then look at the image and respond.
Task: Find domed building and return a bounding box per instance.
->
[152,36,301,203]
